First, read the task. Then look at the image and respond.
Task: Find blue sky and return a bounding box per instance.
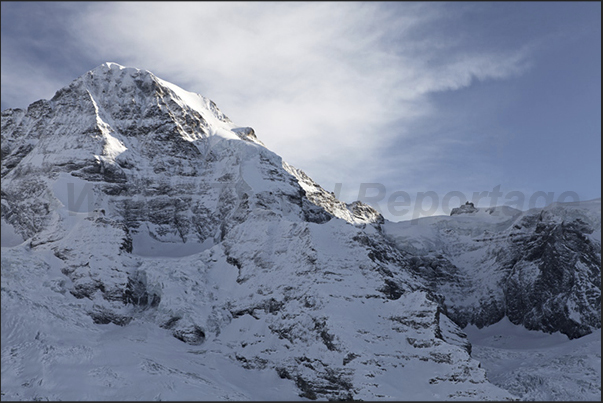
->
[1,2,600,221]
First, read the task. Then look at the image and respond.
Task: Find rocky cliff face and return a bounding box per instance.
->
[383,200,601,340]
[1,63,599,401]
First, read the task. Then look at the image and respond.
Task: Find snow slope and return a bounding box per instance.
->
[464,319,601,401]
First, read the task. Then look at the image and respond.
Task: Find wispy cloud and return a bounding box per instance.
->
[3,2,550,220]
[0,56,65,110]
[64,3,532,196]
[0,2,100,110]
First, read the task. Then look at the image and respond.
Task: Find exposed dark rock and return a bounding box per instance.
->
[172,325,206,345]
[89,307,132,326]
[124,276,161,308]
[379,279,404,300]
[343,353,360,366]
[313,319,339,352]
[451,201,479,215]
[230,298,284,319]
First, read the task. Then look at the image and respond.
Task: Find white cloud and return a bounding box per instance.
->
[3,2,536,219]
[67,3,531,194]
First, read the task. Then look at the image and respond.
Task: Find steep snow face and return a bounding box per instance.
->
[282,161,383,225]
[382,200,602,339]
[464,319,601,401]
[1,63,514,401]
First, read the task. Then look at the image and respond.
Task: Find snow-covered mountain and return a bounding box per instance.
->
[1,63,600,401]
[382,199,601,339]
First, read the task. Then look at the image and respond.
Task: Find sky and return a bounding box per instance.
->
[1,1,601,221]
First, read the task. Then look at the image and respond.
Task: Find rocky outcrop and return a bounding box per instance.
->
[450,201,479,215]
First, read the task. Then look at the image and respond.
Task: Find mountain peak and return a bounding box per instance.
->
[45,63,264,148]
[99,61,127,70]
[89,61,153,77]
[81,62,153,87]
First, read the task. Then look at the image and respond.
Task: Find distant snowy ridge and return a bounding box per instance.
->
[383,198,601,339]
[1,62,600,401]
